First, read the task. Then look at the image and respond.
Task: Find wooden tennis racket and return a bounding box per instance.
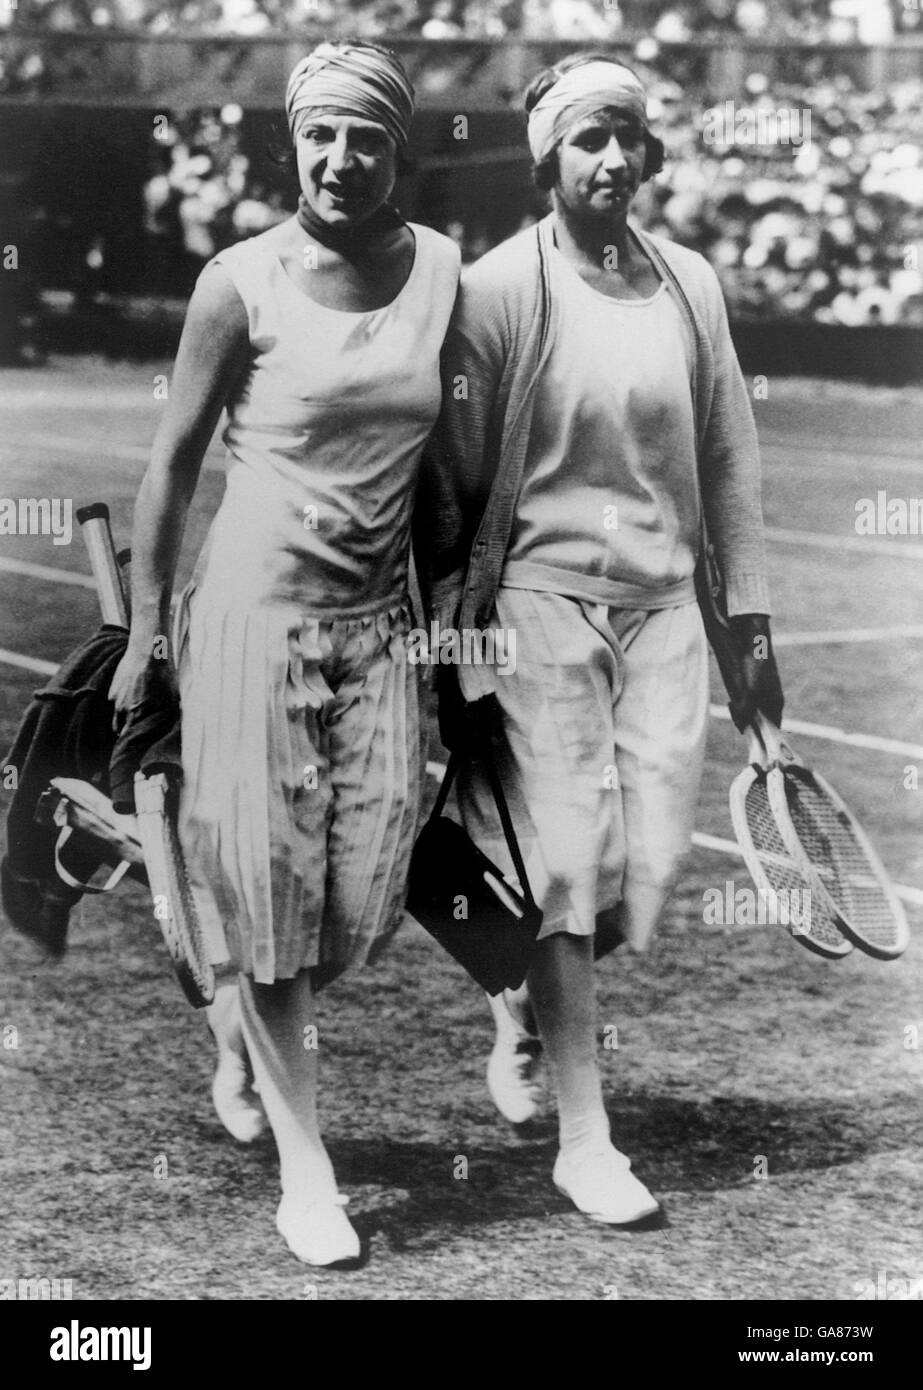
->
[755,714,910,962]
[77,502,215,1006]
[729,716,853,959]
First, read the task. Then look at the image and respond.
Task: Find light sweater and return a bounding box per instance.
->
[414,213,770,697]
[506,251,700,608]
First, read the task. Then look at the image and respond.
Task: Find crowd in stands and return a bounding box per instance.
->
[135,62,923,325]
[142,106,290,285]
[2,0,921,40]
[2,2,922,325]
[644,70,923,324]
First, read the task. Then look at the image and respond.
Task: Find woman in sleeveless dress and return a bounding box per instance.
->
[110,41,460,1265]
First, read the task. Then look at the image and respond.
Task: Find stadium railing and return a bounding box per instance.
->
[0,32,922,108]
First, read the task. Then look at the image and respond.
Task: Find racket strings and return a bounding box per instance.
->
[784,775,899,948]
[743,776,847,949]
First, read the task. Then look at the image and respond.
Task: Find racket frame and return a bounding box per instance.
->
[757,715,910,961]
[76,500,213,1006]
[729,716,854,959]
[133,771,215,1008]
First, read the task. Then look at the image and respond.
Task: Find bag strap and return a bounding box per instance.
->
[428,737,538,911]
[430,746,461,820]
[481,750,538,911]
[52,820,132,894]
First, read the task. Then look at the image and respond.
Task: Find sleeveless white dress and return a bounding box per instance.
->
[175,221,460,984]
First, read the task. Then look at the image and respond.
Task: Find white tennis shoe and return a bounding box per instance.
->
[276,1192,361,1267]
[553,1145,660,1225]
[486,995,543,1125]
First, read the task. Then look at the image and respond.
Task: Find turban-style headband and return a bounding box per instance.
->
[527,61,649,164]
[285,43,415,151]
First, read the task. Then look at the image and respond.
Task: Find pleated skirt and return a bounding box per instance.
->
[174,584,422,985]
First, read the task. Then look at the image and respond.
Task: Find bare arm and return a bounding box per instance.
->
[413,274,507,632]
[413,270,508,750]
[110,261,249,712]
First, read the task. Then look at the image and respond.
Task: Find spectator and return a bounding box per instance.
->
[421,0,466,36]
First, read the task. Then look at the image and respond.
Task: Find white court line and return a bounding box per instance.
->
[760,434,920,459]
[1,626,920,759]
[761,443,923,480]
[692,831,923,909]
[0,647,58,677]
[0,391,162,408]
[774,625,923,647]
[1,434,915,505]
[3,405,913,462]
[708,703,923,760]
[2,670,918,906]
[766,456,923,483]
[0,556,96,589]
[3,553,920,652]
[0,434,225,472]
[5,434,150,462]
[765,526,923,561]
[422,761,923,910]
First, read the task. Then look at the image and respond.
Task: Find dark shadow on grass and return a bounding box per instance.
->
[298,1091,913,1250]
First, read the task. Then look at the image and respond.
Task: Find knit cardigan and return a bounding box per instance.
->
[413,214,770,699]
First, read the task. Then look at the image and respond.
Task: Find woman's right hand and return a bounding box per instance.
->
[108,642,180,734]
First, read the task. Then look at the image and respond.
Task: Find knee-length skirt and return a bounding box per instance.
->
[457,589,709,951]
[174,586,422,985]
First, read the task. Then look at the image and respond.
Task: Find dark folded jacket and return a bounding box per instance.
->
[1,624,181,955]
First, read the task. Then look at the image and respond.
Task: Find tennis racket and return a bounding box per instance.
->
[77,502,215,1007]
[729,717,853,959]
[133,770,214,1007]
[75,503,129,627]
[755,714,910,962]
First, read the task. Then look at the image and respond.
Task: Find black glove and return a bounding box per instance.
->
[726,613,784,733]
[436,661,467,753]
[109,659,182,814]
[437,665,504,755]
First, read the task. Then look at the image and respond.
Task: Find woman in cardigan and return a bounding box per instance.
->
[417,53,783,1224]
[110,41,460,1264]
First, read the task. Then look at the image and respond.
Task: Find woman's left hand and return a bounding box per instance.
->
[726,613,784,732]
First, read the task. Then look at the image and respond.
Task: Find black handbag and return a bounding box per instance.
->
[406,737,543,996]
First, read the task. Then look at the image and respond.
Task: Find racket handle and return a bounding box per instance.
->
[76,504,128,628]
[116,548,132,624]
[745,724,765,768]
[752,710,783,765]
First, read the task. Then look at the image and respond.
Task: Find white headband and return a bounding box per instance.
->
[527,61,648,164]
